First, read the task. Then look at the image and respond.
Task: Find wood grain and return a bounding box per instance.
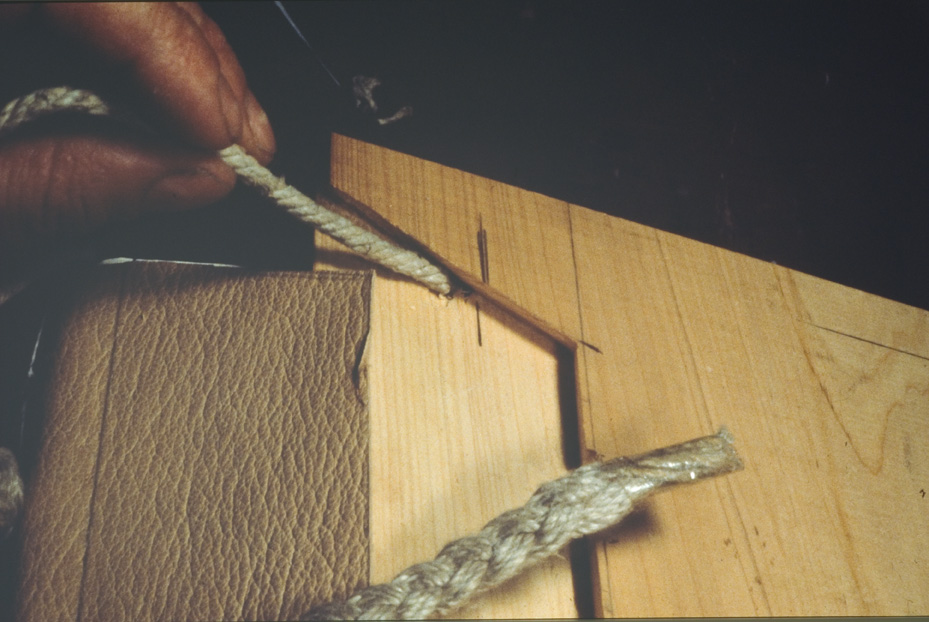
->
[315,244,579,617]
[573,214,929,615]
[325,133,929,617]
[328,135,583,342]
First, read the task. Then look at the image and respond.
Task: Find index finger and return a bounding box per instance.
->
[43,3,275,162]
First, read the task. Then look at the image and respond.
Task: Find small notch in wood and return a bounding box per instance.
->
[475,301,483,347]
[477,215,490,285]
[475,215,490,347]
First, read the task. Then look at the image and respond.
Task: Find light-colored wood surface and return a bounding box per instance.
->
[572,215,929,616]
[315,247,578,617]
[324,133,929,617]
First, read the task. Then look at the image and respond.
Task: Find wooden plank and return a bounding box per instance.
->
[325,133,929,617]
[570,209,759,616]
[315,243,578,618]
[572,209,929,615]
[329,135,583,342]
[779,267,929,359]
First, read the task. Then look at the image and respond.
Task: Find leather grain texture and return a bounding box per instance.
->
[17,262,372,621]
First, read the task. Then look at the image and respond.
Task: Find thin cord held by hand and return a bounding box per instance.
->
[217,144,452,295]
[0,87,452,295]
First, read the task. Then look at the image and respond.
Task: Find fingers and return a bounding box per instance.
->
[173,3,276,162]
[0,136,235,253]
[41,2,275,163]
[0,2,275,263]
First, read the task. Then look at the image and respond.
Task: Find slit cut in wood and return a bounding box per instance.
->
[477,216,490,285]
[315,185,580,349]
[327,133,929,616]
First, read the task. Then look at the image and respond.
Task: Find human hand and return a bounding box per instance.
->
[0,2,276,260]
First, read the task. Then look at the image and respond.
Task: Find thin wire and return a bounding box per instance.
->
[274,1,342,88]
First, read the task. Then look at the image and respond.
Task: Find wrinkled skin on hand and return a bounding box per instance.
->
[0,2,276,264]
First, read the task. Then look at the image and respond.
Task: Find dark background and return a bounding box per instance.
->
[2,2,929,615]
[201,0,928,311]
[6,1,923,309]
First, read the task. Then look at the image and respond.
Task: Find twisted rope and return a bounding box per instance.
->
[0,87,452,295]
[2,87,746,620]
[217,145,451,294]
[0,86,111,132]
[304,428,743,620]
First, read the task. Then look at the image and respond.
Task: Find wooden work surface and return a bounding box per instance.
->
[319,133,929,617]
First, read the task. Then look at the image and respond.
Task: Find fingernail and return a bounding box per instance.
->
[218,78,243,142]
[245,91,276,160]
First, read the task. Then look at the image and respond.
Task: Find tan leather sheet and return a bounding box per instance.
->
[17,262,372,621]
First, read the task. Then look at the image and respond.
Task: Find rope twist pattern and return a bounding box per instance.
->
[1,87,744,620]
[218,145,451,294]
[0,87,452,295]
[304,429,742,620]
[0,86,111,132]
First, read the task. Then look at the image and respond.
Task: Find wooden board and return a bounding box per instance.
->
[572,214,929,616]
[315,248,578,617]
[324,133,929,617]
